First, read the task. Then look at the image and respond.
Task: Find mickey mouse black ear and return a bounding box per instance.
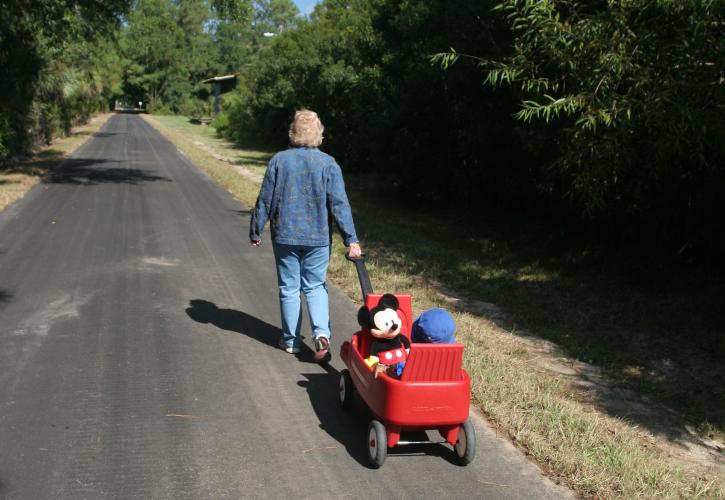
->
[357,306,370,328]
[379,293,399,310]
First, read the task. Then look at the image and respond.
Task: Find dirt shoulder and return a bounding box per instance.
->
[450,290,724,480]
[524,333,724,474]
[0,113,112,213]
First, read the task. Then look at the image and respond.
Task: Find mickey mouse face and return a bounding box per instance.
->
[357,293,402,334]
[371,307,400,339]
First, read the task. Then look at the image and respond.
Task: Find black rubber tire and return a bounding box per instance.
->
[454,418,476,466]
[338,369,354,410]
[367,420,387,468]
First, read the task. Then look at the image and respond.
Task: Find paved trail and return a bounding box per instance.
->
[0,114,570,499]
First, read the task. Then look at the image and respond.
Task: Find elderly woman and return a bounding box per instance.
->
[250,110,362,363]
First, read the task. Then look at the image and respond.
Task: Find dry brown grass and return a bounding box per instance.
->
[141,115,264,204]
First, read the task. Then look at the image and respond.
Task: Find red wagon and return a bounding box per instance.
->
[338,256,476,468]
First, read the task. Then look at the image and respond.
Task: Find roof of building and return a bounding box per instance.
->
[202,74,237,84]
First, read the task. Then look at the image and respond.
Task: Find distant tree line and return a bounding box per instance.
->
[0,0,249,158]
[2,0,722,259]
[120,0,292,116]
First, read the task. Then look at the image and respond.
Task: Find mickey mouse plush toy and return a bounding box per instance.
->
[360,294,411,378]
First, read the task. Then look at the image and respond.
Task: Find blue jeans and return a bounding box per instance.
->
[272,243,331,349]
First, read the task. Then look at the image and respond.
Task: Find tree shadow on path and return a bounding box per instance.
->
[185,298,326,365]
[44,158,170,185]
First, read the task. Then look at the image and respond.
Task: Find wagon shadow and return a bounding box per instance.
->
[301,369,461,468]
[298,371,371,467]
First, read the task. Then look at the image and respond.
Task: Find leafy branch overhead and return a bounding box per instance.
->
[435,0,724,220]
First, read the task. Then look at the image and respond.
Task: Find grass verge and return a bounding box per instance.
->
[0,113,112,212]
[145,114,724,499]
[142,115,266,204]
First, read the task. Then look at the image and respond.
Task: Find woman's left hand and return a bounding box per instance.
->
[347,242,362,258]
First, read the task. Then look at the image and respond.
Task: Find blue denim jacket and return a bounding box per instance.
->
[249,147,358,247]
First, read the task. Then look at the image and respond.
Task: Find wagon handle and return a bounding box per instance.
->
[345,253,373,300]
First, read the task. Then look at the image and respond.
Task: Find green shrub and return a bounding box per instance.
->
[211,110,229,134]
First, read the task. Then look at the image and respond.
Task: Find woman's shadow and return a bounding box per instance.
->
[185,298,282,346]
[186,298,318,363]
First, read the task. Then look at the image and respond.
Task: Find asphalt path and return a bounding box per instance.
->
[0,113,570,499]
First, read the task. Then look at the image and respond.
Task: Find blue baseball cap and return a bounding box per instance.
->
[411,308,456,343]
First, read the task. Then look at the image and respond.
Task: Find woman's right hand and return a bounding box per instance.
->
[347,242,362,258]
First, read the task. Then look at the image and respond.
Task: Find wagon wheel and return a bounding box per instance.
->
[454,418,476,466]
[338,369,354,409]
[367,420,387,468]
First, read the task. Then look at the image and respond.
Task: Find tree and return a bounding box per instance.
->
[120,0,254,115]
[122,0,187,110]
[216,0,378,148]
[0,0,130,157]
[253,0,299,35]
[213,19,256,75]
[438,0,725,252]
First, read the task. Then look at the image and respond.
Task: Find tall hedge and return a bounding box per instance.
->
[219,0,724,258]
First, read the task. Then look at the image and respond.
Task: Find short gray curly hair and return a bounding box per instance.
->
[289,109,324,147]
